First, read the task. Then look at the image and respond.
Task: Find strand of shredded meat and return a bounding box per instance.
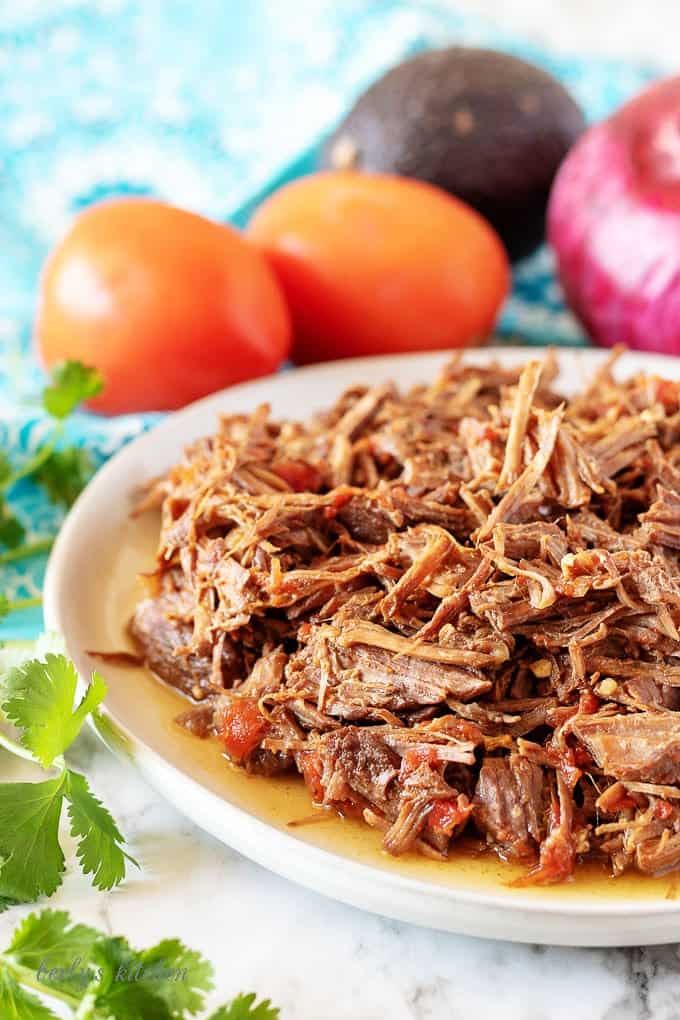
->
[129,350,680,883]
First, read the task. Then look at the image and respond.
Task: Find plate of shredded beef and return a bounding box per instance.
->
[45,347,680,945]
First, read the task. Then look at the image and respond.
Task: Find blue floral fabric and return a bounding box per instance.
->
[0,1,658,637]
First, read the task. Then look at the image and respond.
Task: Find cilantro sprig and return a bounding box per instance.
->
[208,993,280,1020]
[41,362,104,421]
[0,909,279,1020]
[3,654,107,767]
[0,651,136,909]
[0,361,103,620]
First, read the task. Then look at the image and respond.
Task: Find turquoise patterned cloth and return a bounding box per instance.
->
[0,1,658,638]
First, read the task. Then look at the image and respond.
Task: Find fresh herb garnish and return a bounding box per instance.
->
[0,909,279,1019]
[41,362,103,421]
[0,505,25,551]
[32,446,94,509]
[207,993,281,1020]
[0,361,103,619]
[2,653,107,767]
[0,650,136,909]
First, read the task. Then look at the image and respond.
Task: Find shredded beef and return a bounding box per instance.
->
[571,712,680,784]
[130,590,244,700]
[473,755,545,858]
[129,352,680,882]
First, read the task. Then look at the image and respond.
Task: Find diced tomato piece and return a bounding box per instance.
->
[564,550,603,579]
[654,800,675,821]
[323,489,353,519]
[400,747,438,779]
[218,697,267,761]
[579,690,601,715]
[655,378,680,412]
[299,751,325,802]
[272,459,322,492]
[427,797,473,836]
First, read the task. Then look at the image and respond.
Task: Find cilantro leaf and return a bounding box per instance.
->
[6,909,99,998]
[2,655,107,767]
[0,499,25,549]
[208,993,280,1020]
[92,936,191,1019]
[0,908,274,1020]
[129,938,213,1017]
[0,775,67,907]
[91,934,213,1019]
[0,453,12,488]
[0,969,59,1020]
[33,447,95,508]
[0,652,133,904]
[0,771,133,911]
[64,770,137,891]
[42,361,103,420]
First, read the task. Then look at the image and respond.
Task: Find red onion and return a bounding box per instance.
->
[548,76,680,353]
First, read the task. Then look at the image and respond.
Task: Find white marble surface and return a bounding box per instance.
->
[3,5,680,1019]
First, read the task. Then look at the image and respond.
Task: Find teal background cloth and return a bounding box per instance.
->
[0,1,659,638]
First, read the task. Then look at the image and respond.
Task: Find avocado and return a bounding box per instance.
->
[323,47,585,261]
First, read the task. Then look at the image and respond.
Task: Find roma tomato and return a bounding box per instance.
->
[247,172,509,364]
[36,199,292,414]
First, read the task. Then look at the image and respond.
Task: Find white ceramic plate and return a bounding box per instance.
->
[44,347,680,946]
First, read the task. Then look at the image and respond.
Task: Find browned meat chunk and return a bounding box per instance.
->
[288,626,491,720]
[473,755,545,858]
[572,712,680,784]
[336,496,395,544]
[130,594,243,700]
[637,831,680,875]
[319,727,400,810]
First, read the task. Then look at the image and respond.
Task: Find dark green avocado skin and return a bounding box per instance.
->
[323,47,586,262]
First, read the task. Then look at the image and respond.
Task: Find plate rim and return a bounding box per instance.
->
[43,346,680,940]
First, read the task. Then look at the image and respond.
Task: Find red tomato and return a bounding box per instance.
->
[36,199,292,414]
[271,459,323,492]
[218,697,267,762]
[298,751,325,802]
[578,690,601,715]
[654,801,675,821]
[400,747,439,778]
[248,172,509,364]
[427,798,473,837]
